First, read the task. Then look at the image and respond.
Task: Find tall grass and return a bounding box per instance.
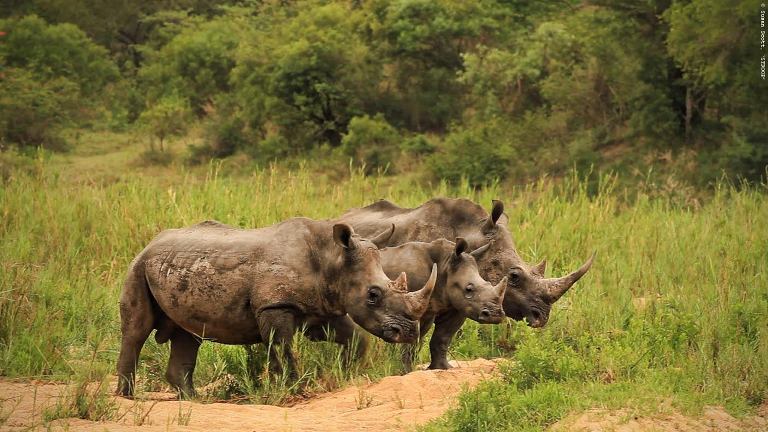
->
[1,161,766,427]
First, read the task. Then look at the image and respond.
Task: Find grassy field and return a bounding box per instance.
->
[1,145,766,429]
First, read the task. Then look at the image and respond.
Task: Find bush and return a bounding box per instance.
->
[139,18,241,114]
[428,126,511,186]
[137,96,191,152]
[0,15,118,96]
[0,68,77,150]
[187,113,248,165]
[340,114,401,173]
[400,134,436,155]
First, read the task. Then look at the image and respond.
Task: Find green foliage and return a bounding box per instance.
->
[137,96,191,152]
[0,68,77,150]
[0,15,117,95]
[341,114,401,173]
[139,17,241,113]
[429,125,510,186]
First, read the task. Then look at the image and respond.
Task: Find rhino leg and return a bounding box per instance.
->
[428,313,466,370]
[258,308,298,380]
[401,316,434,373]
[116,262,155,397]
[305,316,369,365]
[165,328,201,399]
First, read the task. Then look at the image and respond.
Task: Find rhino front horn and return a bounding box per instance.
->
[545,252,596,302]
[405,263,437,317]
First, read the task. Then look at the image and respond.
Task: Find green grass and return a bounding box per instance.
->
[1,152,766,429]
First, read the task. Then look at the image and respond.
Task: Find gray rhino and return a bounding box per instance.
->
[116,219,436,397]
[379,238,508,371]
[337,198,594,329]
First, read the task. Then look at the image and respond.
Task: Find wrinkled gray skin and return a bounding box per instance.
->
[336,198,595,329]
[116,219,436,398]
[379,238,508,371]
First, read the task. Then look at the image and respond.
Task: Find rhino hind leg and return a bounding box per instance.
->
[165,328,202,399]
[116,262,155,397]
[428,313,466,370]
[258,308,299,380]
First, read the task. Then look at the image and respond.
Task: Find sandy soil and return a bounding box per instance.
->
[0,358,498,431]
[2,358,766,432]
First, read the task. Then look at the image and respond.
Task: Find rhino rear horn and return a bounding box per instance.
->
[482,200,505,233]
[545,252,596,302]
[405,263,437,317]
[370,223,395,249]
[533,259,547,276]
[333,223,356,249]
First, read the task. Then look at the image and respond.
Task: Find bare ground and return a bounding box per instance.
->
[0,359,498,431]
[2,358,766,432]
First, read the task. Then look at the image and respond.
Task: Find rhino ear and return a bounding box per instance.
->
[454,237,469,256]
[483,200,505,233]
[333,224,356,250]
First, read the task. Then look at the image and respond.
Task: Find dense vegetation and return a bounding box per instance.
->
[2,0,766,186]
[1,160,766,429]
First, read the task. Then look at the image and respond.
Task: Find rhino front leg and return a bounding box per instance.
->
[116,263,155,397]
[428,313,466,370]
[329,315,368,364]
[401,316,434,373]
[258,308,298,380]
[165,328,202,399]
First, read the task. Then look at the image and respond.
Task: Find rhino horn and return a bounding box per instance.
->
[495,276,508,298]
[392,271,408,293]
[482,200,505,232]
[405,263,437,317]
[544,253,596,302]
[470,241,492,258]
[370,223,396,248]
[534,259,547,276]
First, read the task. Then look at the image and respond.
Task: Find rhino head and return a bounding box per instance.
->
[471,200,595,328]
[442,238,507,324]
[332,223,436,343]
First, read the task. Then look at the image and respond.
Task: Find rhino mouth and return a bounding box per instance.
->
[381,320,419,344]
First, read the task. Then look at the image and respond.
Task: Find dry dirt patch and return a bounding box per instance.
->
[0,358,498,431]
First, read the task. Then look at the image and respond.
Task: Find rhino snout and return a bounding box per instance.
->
[477,305,505,324]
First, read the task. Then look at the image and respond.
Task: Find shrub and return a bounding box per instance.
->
[428,126,511,186]
[137,96,191,152]
[0,68,77,150]
[0,15,118,96]
[340,114,401,174]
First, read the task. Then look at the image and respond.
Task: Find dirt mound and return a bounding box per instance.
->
[0,358,499,431]
[550,405,768,432]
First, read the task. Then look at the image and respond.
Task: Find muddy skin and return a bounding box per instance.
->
[115,219,436,398]
[336,198,595,328]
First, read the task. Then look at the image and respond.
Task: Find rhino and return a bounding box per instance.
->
[379,238,508,371]
[116,219,437,397]
[336,198,594,329]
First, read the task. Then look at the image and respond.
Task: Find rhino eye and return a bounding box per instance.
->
[367,287,382,306]
[464,283,475,299]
